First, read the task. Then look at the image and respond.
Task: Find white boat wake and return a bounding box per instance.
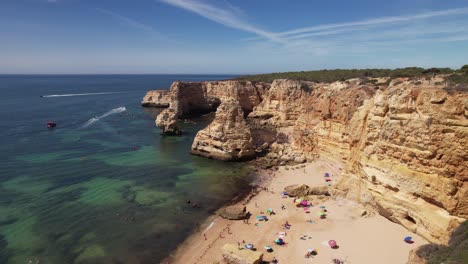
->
[81,106,127,128]
[42,92,130,97]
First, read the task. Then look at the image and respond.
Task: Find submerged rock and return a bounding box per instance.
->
[191,99,256,161]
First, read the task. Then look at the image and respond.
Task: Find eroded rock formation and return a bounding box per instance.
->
[191,99,255,161]
[154,80,270,135]
[146,75,467,246]
[141,90,170,107]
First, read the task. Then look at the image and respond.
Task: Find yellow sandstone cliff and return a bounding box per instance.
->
[151,76,467,246]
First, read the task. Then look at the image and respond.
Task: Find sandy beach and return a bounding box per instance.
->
[165,159,427,264]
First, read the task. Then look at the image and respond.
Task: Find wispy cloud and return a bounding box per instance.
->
[94,8,173,42]
[278,7,468,39]
[159,1,468,56]
[159,0,285,43]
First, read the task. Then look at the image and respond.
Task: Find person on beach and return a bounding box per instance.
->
[203,233,207,240]
[227,226,231,234]
[281,204,286,210]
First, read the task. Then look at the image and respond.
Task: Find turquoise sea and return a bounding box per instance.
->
[0,75,253,264]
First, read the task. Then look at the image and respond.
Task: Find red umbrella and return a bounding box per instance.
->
[328,240,337,248]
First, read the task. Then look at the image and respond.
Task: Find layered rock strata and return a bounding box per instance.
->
[147,76,467,246]
[155,80,269,135]
[191,99,255,161]
[141,90,170,107]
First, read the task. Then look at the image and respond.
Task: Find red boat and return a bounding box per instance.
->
[47,121,56,128]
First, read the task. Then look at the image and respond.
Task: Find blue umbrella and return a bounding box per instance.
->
[319,206,326,209]
[325,173,330,177]
[404,236,413,243]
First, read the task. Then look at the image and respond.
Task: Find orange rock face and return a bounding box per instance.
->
[149,76,467,244]
[191,99,255,161]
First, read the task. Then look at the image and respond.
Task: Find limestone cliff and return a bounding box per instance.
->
[262,77,466,244]
[154,80,269,135]
[141,90,170,107]
[148,76,467,246]
[191,99,255,161]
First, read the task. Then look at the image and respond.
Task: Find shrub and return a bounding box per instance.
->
[236,67,456,83]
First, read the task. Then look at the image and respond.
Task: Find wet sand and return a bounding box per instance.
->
[165,159,427,264]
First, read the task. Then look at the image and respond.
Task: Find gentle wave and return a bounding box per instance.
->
[42,92,131,97]
[81,106,127,128]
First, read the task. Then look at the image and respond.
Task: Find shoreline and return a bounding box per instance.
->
[162,165,276,263]
[162,158,428,264]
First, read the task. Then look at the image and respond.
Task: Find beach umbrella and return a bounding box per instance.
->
[319,205,326,209]
[264,245,273,252]
[325,173,330,177]
[301,201,309,206]
[308,248,316,253]
[318,211,325,216]
[275,238,284,245]
[245,244,254,249]
[404,236,413,243]
[328,240,337,248]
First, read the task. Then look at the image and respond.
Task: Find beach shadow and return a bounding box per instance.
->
[410,221,467,263]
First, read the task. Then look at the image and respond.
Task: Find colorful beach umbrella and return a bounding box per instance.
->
[325,173,330,177]
[328,240,337,248]
[318,211,325,216]
[319,206,326,209]
[404,236,413,243]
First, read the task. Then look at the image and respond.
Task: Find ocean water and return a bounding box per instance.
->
[0,75,253,264]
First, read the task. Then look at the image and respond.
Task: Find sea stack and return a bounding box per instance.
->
[191,99,256,161]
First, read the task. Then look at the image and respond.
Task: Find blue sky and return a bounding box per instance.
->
[1,0,468,74]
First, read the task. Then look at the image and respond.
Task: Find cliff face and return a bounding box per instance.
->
[248,79,313,127]
[141,90,170,107]
[330,81,467,244]
[155,80,270,135]
[147,76,467,245]
[265,78,466,244]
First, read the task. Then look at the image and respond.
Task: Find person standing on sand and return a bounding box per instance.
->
[203,233,207,240]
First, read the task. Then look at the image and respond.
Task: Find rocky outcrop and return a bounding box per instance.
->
[222,244,263,264]
[155,108,180,135]
[219,205,247,220]
[154,80,269,134]
[141,90,170,107]
[284,184,330,197]
[191,99,255,161]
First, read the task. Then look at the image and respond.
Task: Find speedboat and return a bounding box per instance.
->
[47,121,56,128]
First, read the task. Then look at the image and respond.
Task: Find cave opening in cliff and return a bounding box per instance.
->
[405,215,417,225]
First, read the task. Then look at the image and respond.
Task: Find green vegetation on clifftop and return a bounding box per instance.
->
[236,66,467,84]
